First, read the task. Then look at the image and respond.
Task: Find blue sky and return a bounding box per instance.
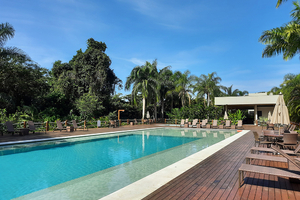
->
[1,0,300,94]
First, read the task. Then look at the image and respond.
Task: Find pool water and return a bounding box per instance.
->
[0,128,236,200]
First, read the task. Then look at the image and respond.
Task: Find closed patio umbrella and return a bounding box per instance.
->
[268,111,272,121]
[146,111,150,119]
[224,111,228,120]
[271,93,290,126]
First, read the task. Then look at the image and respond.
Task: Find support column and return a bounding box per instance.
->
[254,105,258,125]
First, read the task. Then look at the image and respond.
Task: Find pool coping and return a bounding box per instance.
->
[0,127,159,146]
[100,129,250,200]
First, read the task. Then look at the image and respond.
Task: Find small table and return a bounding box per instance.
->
[19,128,29,135]
[66,126,74,132]
[264,134,283,143]
[219,125,224,129]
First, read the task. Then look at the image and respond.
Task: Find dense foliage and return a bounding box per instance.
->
[259,1,300,60]
[1,20,299,124]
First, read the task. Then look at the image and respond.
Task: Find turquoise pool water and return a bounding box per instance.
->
[0,128,236,200]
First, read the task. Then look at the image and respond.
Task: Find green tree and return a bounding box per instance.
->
[51,38,122,116]
[193,72,222,107]
[259,1,300,60]
[125,60,158,119]
[0,23,49,114]
[157,66,173,118]
[75,91,103,119]
[223,85,240,96]
[173,70,194,107]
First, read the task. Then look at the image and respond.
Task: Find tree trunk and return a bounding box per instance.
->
[161,100,164,118]
[207,93,210,107]
[142,98,145,119]
[154,102,157,120]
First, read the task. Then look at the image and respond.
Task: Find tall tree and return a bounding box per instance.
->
[157,66,173,118]
[173,70,194,107]
[125,60,158,119]
[0,23,49,113]
[259,1,300,61]
[51,38,122,116]
[193,72,222,107]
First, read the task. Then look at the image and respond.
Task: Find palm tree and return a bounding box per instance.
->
[259,1,300,61]
[0,23,29,64]
[173,70,194,107]
[223,85,240,96]
[157,66,173,118]
[193,72,222,107]
[125,60,158,119]
[276,0,288,8]
[0,23,14,46]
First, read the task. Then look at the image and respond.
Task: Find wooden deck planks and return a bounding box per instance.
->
[142,131,300,200]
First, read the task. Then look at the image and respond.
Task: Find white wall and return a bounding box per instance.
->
[257,107,273,119]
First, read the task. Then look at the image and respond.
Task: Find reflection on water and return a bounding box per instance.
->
[1,128,236,200]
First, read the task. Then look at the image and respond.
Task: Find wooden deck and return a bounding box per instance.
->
[142,130,300,200]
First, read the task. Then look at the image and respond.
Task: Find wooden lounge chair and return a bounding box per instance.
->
[28,121,46,134]
[134,119,138,125]
[179,119,185,127]
[54,120,66,132]
[245,153,287,164]
[250,144,300,155]
[200,120,207,128]
[238,163,300,187]
[109,120,117,128]
[211,120,218,129]
[253,131,273,147]
[72,120,87,131]
[5,121,23,135]
[236,120,243,129]
[224,120,231,129]
[191,119,198,128]
[276,133,298,149]
[239,145,300,187]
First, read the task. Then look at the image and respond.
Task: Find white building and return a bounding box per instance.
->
[215,93,279,125]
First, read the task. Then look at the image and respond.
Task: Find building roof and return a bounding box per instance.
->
[215,93,279,106]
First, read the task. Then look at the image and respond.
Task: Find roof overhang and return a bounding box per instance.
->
[215,95,279,107]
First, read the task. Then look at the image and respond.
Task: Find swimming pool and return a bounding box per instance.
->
[0,128,237,200]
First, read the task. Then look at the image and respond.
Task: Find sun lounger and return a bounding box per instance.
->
[72,120,87,131]
[250,146,276,154]
[211,120,218,129]
[251,143,300,155]
[191,119,198,128]
[53,120,67,132]
[238,163,300,187]
[5,121,23,135]
[236,120,243,129]
[224,120,231,129]
[200,120,207,128]
[179,119,185,127]
[28,121,46,134]
[239,144,300,187]
[109,120,117,128]
[245,153,287,164]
